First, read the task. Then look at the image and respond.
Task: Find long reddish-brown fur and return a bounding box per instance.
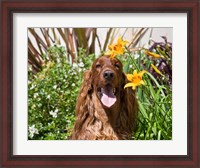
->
[71,55,138,140]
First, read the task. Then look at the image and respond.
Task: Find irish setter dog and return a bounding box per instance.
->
[71,55,138,140]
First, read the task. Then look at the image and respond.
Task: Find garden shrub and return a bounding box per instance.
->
[28,46,95,140]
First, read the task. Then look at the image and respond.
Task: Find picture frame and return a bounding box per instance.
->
[0,0,199,167]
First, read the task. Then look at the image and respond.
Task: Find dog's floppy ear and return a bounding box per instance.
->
[121,72,128,88]
[79,70,93,97]
[73,70,92,131]
[120,72,138,136]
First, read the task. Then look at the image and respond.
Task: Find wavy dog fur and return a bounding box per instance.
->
[71,55,138,140]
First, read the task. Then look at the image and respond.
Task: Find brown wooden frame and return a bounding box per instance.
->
[1,0,199,167]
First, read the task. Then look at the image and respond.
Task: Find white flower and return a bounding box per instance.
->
[29,66,32,71]
[74,71,77,75]
[49,111,57,118]
[49,109,58,118]
[34,93,39,98]
[57,58,60,63]
[28,125,39,138]
[31,104,36,109]
[72,83,75,87]
[72,63,78,69]
[134,53,140,59]
[78,62,84,67]
[53,85,57,89]
[129,65,133,69]
[66,120,71,123]
[47,95,50,99]
[30,84,35,90]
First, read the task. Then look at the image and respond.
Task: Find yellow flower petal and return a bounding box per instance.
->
[151,64,164,76]
[105,50,112,55]
[133,70,137,75]
[124,82,136,89]
[108,44,114,50]
[117,37,122,44]
[145,50,161,58]
[138,70,146,76]
[126,74,134,81]
[132,85,136,90]
[139,80,145,85]
[118,37,129,45]
[110,54,116,58]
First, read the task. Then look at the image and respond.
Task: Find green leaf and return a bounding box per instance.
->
[138,101,148,119]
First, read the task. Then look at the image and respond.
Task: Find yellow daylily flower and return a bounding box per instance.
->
[108,44,125,58]
[124,70,146,90]
[105,37,129,58]
[144,50,162,59]
[151,64,164,76]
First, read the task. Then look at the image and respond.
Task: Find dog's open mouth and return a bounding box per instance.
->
[97,84,117,108]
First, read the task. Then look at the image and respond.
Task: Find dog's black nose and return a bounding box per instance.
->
[103,70,114,80]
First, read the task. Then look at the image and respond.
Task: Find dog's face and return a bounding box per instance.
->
[91,55,125,108]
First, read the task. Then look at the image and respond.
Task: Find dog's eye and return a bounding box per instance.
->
[114,63,120,69]
[96,63,101,69]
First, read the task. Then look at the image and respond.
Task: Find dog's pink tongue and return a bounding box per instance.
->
[101,88,116,108]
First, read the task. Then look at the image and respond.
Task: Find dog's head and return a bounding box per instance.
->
[87,55,126,108]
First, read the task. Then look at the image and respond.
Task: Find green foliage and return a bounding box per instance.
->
[135,73,172,140]
[118,37,172,140]
[43,45,67,64]
[28,46,95,140]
